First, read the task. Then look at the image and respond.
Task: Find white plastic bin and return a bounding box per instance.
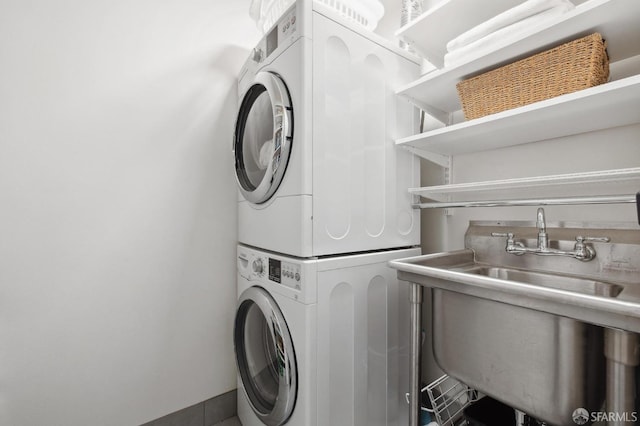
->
[249,0,384,33]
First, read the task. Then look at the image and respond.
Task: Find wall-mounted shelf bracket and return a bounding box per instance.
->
[403,146,454,215]
[402,146,451,169]
[404,96,450,125]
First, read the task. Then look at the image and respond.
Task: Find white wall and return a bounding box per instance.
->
[442,124,640,249]
[0,1,259,425]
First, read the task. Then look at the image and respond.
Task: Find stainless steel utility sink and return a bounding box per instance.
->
[390,220,640,426]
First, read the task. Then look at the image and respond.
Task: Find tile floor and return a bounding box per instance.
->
[214,417,241,426]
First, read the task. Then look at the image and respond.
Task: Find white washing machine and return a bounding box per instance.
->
[234,244,420,426]
[234,0,421,258]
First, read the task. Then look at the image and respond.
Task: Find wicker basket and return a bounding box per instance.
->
[456,33,609,120]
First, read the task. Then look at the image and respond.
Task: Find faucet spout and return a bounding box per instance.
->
[536,208,546,233]
[536,207,548,250]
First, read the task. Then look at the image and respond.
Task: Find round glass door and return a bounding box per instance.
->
[234,287,297,426]
[234,72,293,205]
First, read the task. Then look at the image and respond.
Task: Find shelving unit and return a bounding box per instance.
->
[393,0,640,211]
[396,0,640,116]
[394,0,523,68]
[397,74,640,157]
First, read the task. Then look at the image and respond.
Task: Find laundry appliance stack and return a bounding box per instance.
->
[232,1,421,425]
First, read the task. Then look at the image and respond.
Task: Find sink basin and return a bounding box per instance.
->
[453,265,625,297]
[432,289,604,426]
[389,221,640,426]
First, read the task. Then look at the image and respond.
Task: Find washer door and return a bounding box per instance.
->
[234,287,297,426]
[234,72,293,205]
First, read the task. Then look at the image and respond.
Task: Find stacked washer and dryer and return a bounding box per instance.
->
[233,1,421,425]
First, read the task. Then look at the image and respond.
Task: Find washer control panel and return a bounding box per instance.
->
[269,257,301,290]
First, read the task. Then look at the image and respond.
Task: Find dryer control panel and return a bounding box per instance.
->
[269,257,301,290]
[247,5,298,68]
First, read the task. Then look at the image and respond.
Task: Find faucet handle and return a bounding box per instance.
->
[492,232,517,245]
[492,232,513,237]
[491,232,515,240]
[492,232,526,255]
[573,236,609,262]
[575,236,611,244]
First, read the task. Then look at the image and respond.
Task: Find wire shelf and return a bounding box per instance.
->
[425,375,479,426]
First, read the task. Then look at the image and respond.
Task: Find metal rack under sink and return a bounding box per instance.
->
[424,374,479,426]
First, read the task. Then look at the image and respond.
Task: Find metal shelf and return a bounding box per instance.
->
[413,194,637,209]
[411,168,640,202]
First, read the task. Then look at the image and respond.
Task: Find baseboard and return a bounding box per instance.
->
[140,389,237,426]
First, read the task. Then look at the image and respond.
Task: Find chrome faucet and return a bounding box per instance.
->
[492,208,610,262]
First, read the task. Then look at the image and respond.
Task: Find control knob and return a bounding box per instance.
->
[251,47,264,63]
[252,258,264,275]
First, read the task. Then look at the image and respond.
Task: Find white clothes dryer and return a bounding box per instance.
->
[234,244,420,426]
[234,1,421,258]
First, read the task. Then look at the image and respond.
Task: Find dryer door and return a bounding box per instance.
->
[234,71,293,205]
[234,286,297,426]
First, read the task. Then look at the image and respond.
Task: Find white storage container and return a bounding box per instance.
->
[249,0,384,33]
